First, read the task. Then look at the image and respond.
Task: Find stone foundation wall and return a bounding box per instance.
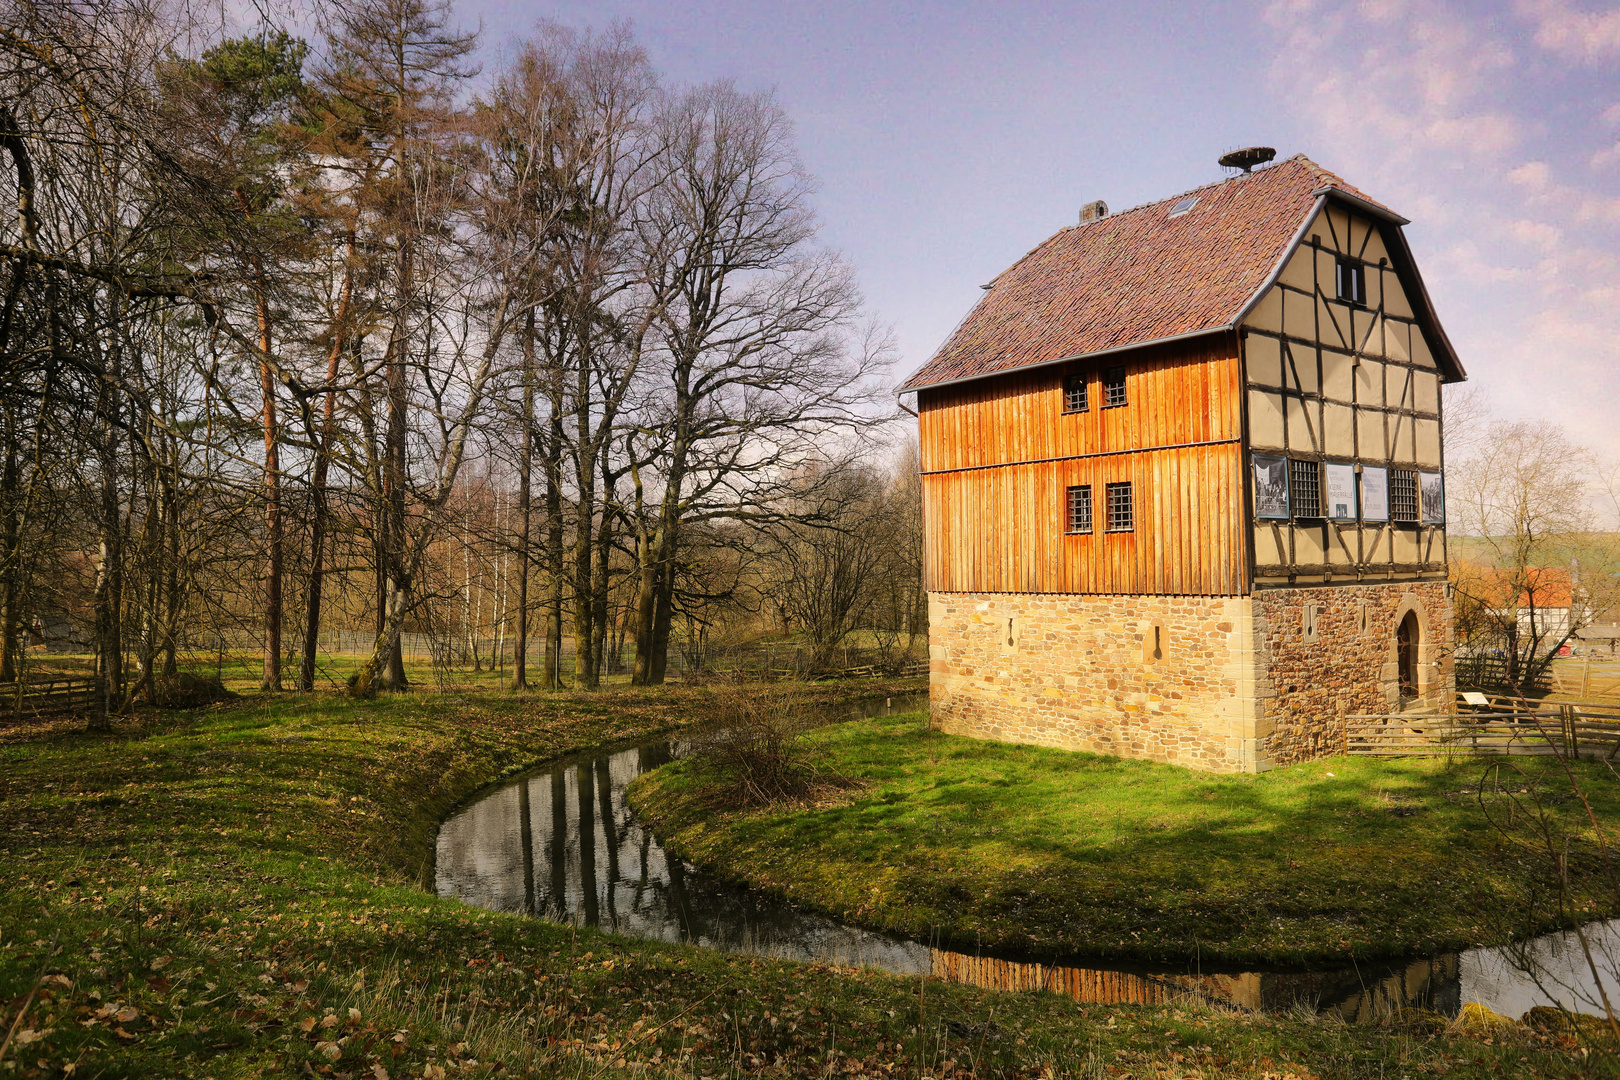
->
[927,593,1265,773]
[928,581,1454,773]
[1255,581,1454,767]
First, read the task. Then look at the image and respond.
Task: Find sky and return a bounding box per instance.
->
[324,0,1620,458]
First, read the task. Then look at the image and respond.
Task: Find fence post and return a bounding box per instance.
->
[1582,656,1593,697]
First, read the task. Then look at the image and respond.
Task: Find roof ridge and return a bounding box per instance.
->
[984,156,1313,288]
[1069,154,1311,227]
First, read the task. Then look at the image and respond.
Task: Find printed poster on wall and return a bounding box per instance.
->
[1252,455,1290,518]
[1361,466,1389,522]
[1420,471,1445,523]
[1324,463,1358,521]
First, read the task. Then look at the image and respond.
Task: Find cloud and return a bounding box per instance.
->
[1517,0,1620,63]
[1506,160,1553,191]
[1591,141,1620,169]
[1263,0,1620,461]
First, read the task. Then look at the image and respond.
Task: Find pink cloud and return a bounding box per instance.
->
[1264,0,1620,460]
[1518,0,1620,62]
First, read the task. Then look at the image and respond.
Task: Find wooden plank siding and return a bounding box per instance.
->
[917,333,1247,597]
[918,334,1243,471]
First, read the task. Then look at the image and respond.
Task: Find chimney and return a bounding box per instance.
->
[1080,200,1108,224]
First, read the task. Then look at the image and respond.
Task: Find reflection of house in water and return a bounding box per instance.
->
[929,949,1460,1020]
[438,736,1620,1022]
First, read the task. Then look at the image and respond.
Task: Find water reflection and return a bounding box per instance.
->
[435,697,1620,1019]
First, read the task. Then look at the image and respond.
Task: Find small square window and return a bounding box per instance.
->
[1065,484,1093,534]
[1390,469,1419,522]
[1106,482,1133,532]
[1102,366,1127,408]
[1063,373,1088,413]
[1289,459,1322,518]
[1336,258,1366,305]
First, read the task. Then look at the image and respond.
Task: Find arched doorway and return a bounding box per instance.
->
[1397,610,1421,700]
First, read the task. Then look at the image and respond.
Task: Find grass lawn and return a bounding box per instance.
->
[629,710,1620,968]
[0,681,1607,1079]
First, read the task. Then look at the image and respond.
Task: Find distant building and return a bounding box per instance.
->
[900,153,1462,773]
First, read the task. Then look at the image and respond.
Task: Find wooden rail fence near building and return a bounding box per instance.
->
[1346,697,1620,759]
[2,677,102,719]
[1454,654,1552,692]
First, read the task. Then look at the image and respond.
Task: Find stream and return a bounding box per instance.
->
[435,696,1620,1020]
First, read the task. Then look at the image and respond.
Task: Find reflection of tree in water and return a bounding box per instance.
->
[442,736,1527,1018]
[462,742,924,968]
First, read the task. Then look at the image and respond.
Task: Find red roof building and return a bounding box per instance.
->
[908,152,1461,773]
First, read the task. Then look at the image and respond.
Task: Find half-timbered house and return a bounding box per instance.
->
[900,153,1462,772]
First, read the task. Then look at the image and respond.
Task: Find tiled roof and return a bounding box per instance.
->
[1476,567,1577,610]
[898,156,1393,393]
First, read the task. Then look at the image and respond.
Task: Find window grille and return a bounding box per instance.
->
[1065,485,1092,534]
[1289,459,1322,518]
[1336,258,1366,305]
[1390,469,1419,522]
[1106,482,1134,532]
[1063,373,1088,413]
[1103,366,1127,407]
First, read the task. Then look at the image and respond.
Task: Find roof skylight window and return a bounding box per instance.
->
[1168,196,1199,218]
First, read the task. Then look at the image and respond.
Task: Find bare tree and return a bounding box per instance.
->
[1449,418,1619,690]
[625,82,888,684]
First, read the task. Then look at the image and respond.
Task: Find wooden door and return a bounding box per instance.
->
[1397,610,1419,699]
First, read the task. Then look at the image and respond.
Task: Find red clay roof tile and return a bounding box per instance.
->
[899,156,1388,393]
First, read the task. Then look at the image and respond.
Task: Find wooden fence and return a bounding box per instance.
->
[0,677,102,720]
[1454,653,1553,692]
[1551,658,1620,698]
[1347,696,1620,759]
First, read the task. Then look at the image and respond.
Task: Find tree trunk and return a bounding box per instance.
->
[92,386,122,730]
[542,405,564,689]
[511,310,536,689]
[299,241,354,691]
[376,244,412,691]
[0,416,20,684]
[257,294,283,691]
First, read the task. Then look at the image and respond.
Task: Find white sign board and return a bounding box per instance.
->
[1325,463,1357,521]
[1361,466,1389,522]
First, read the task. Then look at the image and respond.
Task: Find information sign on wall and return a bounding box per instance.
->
[1420,471,1445,523]
[1252,455,1289,518]
[1361,466,1389,522]
[1324,463,1357,521]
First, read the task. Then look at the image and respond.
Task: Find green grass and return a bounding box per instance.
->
[629,711,1620,967]
[0,683,1607,1079]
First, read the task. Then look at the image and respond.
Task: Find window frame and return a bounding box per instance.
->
[1288,459,1323,519]
[1390,469,1420,523]
[1105,481,1134,533]
[1102,366,1128,408]
[1335,257,1367,306]
[1065,484,1093,534]
[1062,373,1089,414]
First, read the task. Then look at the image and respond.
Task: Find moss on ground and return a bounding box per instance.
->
[629,711,1620,968]
[0,684,1608,1078]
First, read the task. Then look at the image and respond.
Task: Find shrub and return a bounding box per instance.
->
[694,686,853,809]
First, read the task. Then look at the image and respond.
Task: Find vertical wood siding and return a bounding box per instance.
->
[917,335,1242,472]
[917,335,1246,596]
